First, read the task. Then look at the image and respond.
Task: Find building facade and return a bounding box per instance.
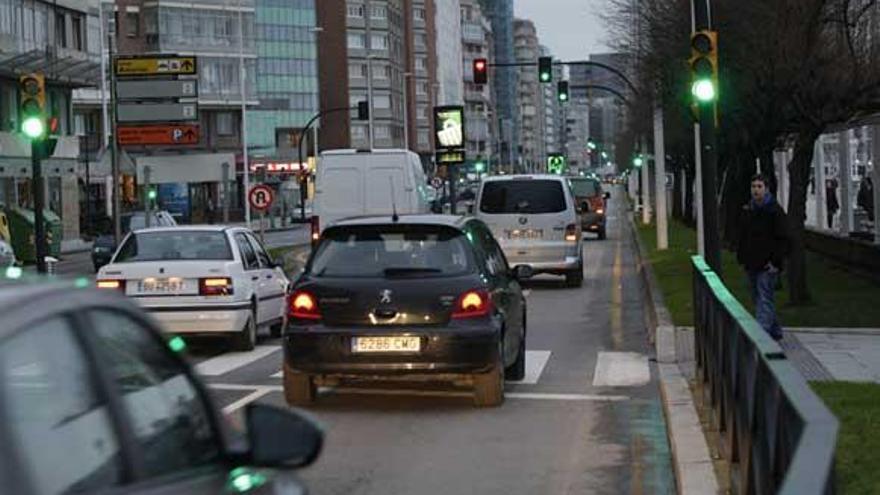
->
[0,0,102,244]
[434,0,462,106]
[460,0,494,173]
[478,0,517,170]
[513,18,541,173]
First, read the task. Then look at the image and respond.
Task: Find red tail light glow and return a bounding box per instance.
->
[452,289,494,319]
[290,290,321,320]
[199,277,233,296]
[97,279,125,291]
[565,223,578,242]
[310,216,320,244]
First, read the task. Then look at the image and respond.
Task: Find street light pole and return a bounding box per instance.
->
[403,72,412,150]
[238,0,252,225]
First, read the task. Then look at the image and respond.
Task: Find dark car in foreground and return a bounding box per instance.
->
[0,280,323,494]
[283,215,530,407]
[569,177,610,239]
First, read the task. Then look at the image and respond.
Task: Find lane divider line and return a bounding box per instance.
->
[195,345,281,376]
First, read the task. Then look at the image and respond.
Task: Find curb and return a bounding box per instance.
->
[628,206,720,495]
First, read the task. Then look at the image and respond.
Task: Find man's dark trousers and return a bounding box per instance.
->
[747,269,783,340]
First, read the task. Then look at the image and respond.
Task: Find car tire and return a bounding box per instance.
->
[474,343,505,407]
[505,333,526,381]
[231,308,257,352]
[565,261,584,287]
[283,362,316,406]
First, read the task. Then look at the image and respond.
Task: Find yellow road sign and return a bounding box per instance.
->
[115,56,197,76]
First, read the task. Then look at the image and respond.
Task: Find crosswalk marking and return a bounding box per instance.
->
[591,351,650,387]
[195,345,280,376]
[270,349,552,383]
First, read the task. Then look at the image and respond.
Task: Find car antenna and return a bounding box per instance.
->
[389,176,399,222]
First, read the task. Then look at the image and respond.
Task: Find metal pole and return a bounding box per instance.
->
[109,32,121,246]
[872,125,880,244]
[143,165,151,228]
[838,129,853,234]
[641,138,651,225]
[98,0,109,148]
[695,123,705,256]
[698,100,721,273]
[239,0,252,225]
[654,105,668,249]
[32,141,46,273]
[222,161,230,223]
[815,138,826,229]
[403,73,410,150]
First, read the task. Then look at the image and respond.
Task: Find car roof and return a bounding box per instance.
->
[326,214,472,230]
[321,148,413,156]
[129,225,242,234]
[481,174,568,182]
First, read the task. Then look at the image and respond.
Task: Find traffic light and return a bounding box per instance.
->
[474,160,486,173]
[689,30,718,104]
[633,155,644,168]
[587,139,597,151]
[473,58,488,85]
[147,187,157,201]
[557,81,569,102]
[357,100,369,120]
[538,57,552,83]
[19,73,46,139]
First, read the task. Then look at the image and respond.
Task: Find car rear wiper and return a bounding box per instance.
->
[383,267,443,277]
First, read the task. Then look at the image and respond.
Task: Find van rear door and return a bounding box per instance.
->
[316,165,364,227]
[364,165,407,216]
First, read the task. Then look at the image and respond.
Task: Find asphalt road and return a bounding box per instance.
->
[53,225,310,277]
[189,190,676,495]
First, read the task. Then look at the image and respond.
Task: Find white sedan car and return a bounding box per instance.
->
[96,226,289,350]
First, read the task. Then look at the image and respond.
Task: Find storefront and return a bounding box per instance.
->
[136,153,233,225]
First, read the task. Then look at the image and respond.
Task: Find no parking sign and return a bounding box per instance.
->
[248,185,274,212]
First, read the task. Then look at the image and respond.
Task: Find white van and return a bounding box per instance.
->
[312,149,432,235]
[474,174,584,286]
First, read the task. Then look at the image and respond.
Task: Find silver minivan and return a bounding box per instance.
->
[474,175,584,286]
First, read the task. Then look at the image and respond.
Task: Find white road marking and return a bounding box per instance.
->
[506,392,629,402]
[508,350,551,385]
[195,345,280,376]
[591,351,651,387]
[270,349,552,382]
[222,387,274,414]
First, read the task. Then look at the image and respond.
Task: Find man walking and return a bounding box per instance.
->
[737,174,790,341]
[826,178,840,229]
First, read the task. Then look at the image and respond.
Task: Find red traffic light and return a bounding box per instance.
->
[473,58,488,85]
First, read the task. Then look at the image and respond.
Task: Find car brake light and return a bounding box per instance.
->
[452,289,493,319]
[596,208,605,215]
[97,279,125,291]
[310,216,320,244]
[199,277,233,296]
[565,224,578,242]
[290,290,321,320]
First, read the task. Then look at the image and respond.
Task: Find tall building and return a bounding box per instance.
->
[461,0,494,172]
[514,18,541,173]
[0,0,101,244]
[568,52,628,167]
[434,0,463,106]
[478,0,517,169]
[565,98,591,173]
[249,0,319,157]
[407,0,438,165]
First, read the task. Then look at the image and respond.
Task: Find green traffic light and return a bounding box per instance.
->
[558,93,568,102]
[633,156,644,167]
[540,72,551,82]
[148,189,157,200]
[587,141,597,150]
[22,116,44,139]
[692,78,716,102]
[601,151,608,159]
[474,161,486,173]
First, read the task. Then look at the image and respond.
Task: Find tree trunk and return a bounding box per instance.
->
[786,128,823,305]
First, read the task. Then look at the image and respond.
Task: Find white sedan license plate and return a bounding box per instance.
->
[138,278,186,294]
[352,336,421,353]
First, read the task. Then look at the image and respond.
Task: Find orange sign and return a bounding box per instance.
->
[117,125,199,146]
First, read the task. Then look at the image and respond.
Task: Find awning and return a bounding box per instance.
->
[0,49,100,88]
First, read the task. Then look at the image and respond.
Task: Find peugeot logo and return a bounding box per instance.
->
[518,217,528,225]
[379,289,393,304]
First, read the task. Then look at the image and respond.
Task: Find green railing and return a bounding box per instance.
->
[692,256,839,494]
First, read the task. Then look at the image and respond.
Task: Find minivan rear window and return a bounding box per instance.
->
[479,180,567,214]
[569,179,601,197]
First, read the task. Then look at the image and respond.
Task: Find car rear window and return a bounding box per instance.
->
[114,231,233,262]
[570,179,601,197]
[310,225,475,278]
[479,180,567,214]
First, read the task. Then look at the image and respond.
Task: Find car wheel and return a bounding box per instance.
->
[474,342,505,407]
[283,362,316,406]
[565,261,584,287]
[505,332,526,381]
[231,308,257,352]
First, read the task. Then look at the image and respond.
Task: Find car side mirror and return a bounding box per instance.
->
[604,192,611,200]
[512,265,533,281]
[244,402,323,468]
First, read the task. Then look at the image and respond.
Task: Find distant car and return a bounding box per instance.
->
[284,215,530,407]
[91,211,177,271]
[0,280,323,495]
[97,226,289,350]
[474,174,584,286]
[569,177,610,239]
[0,239,15,267]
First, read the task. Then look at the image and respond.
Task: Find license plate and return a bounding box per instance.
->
[138,278,186,293]
[352,336,421,353]
[506,229,543,240]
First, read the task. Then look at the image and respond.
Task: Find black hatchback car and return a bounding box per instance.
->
[283,215,530,407]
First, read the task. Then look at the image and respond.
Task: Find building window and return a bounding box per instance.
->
[414,8,425,21]
[71,15,82,50]
[347,32,365,49]
[414,33,427,49]
[349,93,367,108]
[375,125,391,139]
[215,112,235,136]
[125,11,139,38]
[417,105,429,121]
[415,57,427,73]
[374,95,391,109]
[351,125,367,140]
[371,5,387,19]
[374,64,389,79]
[347,4,364,18]
[349,63,367,78]
[417,130,430,147]
[370,34,388,50]
[416,82,428,96]
[55,12,66,47]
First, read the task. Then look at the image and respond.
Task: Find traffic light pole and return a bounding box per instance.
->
[109,34,122,247]
[31,141,47,274]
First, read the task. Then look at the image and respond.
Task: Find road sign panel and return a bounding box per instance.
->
[117,102,199,123]
[116,79,198,100]
[431,177,443,189]
[117,125,199,146]
[249,185,274,211]
[115,56,197,76]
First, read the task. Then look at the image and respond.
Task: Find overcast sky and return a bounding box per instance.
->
[513,0,612,61]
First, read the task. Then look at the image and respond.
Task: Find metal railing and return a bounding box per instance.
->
[692,256,839,494]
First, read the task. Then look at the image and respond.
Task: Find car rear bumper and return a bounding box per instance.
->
[580,213,606,231]
[142,303,251,334]
[284,324,501,376]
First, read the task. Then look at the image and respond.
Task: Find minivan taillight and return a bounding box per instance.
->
[452,289,494,319]
[199,277,233,296]
[310,216,320,245]
[565,223,579,242]
[289,290,322,320]
[97,279,125,292]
